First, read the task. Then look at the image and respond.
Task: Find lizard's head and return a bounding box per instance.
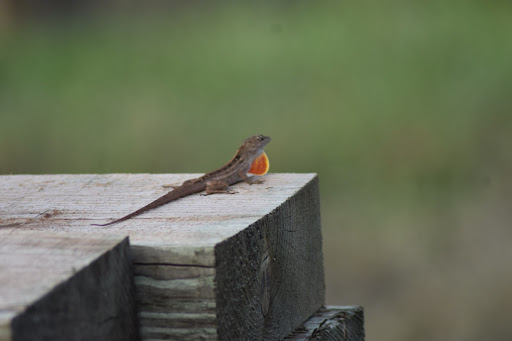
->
[240,134,271,158]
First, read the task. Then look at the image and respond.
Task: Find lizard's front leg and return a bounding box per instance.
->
[239,170,264,184]
[203,180,237,195]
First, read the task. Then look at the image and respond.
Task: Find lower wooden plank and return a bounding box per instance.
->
[0,231,138,341]
[284,306,365,341]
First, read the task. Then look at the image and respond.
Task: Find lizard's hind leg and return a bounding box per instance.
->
[162,184,180,189]
[203,180,237,195]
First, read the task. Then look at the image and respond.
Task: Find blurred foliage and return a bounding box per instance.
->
[1,1,511,340]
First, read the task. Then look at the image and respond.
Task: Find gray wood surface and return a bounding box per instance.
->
[284,306,365,341]
[0,231,138,341]
[0,173,324,340]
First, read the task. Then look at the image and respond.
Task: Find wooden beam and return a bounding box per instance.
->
[0,173,324,340]
[284,306,365,341]
[0,231,138,341]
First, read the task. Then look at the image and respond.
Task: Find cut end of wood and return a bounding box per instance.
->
[0,232,138,341]
[214,174,325,340]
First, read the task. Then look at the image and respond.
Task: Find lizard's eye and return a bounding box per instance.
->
[257,135,264,141]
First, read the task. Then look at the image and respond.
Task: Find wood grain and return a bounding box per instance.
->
[1,173,324,340]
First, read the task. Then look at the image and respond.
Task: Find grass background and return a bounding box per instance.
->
[1,1,512,340]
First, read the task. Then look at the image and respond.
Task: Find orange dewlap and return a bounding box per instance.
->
[248,152,270,175]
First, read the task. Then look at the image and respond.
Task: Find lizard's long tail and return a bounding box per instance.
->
[91,181,205,226]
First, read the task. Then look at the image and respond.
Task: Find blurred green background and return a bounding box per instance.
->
[1,1,512,340]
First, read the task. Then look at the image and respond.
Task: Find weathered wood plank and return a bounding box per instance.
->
[0,231,138,341]
[284,306,365,341]
[0,173,324,340]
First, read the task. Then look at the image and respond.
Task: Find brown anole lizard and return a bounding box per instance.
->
[92,134,271,226]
